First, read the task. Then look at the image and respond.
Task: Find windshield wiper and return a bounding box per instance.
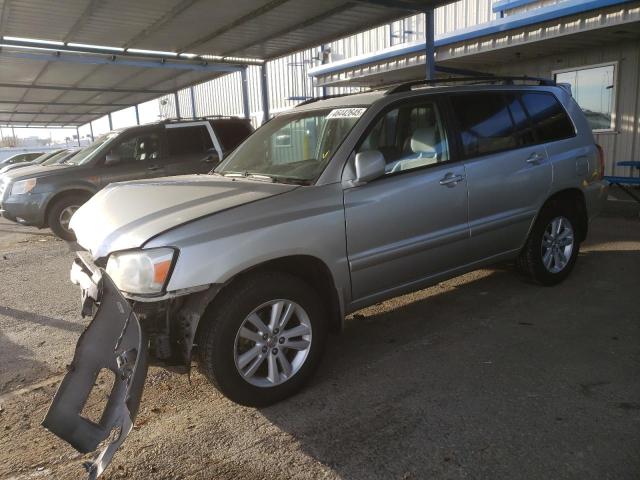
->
[221,171,309,185]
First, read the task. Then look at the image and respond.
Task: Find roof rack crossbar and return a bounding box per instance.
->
[295,93,355,107]
[385,76,556,95]
[161,115,243,122]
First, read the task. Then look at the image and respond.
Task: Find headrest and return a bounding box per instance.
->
[410,127,437,155]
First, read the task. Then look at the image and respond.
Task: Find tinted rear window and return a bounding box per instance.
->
[450,93,518,157]
[520,92,575,143]
[167,125,213,156]
[211,119,253,151]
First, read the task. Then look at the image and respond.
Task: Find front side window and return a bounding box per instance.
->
[555,64,615,131]
[216,107,364,183]
[111,132,161,163]
[450,93,518,157]
[358,100,449,174]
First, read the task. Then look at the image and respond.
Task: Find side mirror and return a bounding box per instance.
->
[354,150,385,185]
[105,152,121,166]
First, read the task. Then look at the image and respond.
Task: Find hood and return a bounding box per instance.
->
[2,163,73,181]
[0,161,36,174]
[70,174,298,259]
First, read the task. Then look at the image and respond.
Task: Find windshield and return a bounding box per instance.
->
[42,149,74,166]
[216,107,366,184]
[65,132,118,165]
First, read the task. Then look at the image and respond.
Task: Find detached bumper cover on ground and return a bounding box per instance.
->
[42,270,148,479]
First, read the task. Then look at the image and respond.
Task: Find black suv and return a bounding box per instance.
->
[0,117,253,240]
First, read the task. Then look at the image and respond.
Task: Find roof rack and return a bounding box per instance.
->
[295,93,354,107]
[161,115,243,123]
[385,76,556,95]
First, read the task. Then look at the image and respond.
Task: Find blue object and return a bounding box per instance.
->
[605,176,640,185]
[617,161,640,168]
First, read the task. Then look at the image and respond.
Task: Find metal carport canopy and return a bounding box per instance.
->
[0,0,453,128]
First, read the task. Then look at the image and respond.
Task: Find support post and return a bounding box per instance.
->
[108,113,113,131]
[134,105,140,125]
[241,66,250,120]
[174,92,181,119]
[76,127,81,147]
[260,64,270,124]
[89,121,94,141]
[424,8,435,81]
[190,87,197,118]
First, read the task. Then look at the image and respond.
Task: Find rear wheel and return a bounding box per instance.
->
[197,271,327,407]
[517,201,580,286]
[47,194,87,241]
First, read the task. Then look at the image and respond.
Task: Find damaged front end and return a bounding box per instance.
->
[42,271,148,479]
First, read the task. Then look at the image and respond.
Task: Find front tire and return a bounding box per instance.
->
[196,271,328,407]
[517,200,580,286]
[47,194,87,241]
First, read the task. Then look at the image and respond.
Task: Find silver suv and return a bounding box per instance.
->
[44,78,608,476]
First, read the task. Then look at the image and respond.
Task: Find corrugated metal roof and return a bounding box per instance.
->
[0,0,453,126]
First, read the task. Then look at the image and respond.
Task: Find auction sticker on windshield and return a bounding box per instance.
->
[327,108,367,119]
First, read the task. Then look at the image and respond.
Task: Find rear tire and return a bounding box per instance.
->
[197,271,328,407]
[47,194,88,241]
[517,200,580,286]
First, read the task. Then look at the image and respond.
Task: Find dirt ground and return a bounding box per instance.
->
[0,210,639,480]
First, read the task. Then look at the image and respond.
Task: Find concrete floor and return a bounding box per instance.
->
[0,213,638,480]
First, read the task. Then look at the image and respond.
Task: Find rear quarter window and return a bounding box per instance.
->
[166,125,213,156]
[520,92,575,143]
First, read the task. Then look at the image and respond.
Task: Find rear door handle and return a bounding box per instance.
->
[526,152,545,164]
[439,173,465,187]
[147,164,162,171]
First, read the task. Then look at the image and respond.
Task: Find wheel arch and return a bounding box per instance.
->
[43,188,95,226]
[527,188,588,245]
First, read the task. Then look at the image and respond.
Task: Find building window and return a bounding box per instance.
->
[554,64,616,132]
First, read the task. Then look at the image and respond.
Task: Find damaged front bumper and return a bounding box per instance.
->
[42,266,148,479]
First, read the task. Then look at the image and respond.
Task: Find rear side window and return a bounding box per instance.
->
[520,93,575,143]
[211,120,253,151]
[166,125,213,156]
[450,93,518,157]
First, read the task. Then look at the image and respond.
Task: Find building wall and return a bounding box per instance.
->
[493,40,640,176]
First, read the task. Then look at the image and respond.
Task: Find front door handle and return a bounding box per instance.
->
[526,152,545,165]
[439,173,465,187]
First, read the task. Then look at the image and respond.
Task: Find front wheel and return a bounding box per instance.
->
[196,271,328,407]
[517,201,580,286]
[47,194,88,241]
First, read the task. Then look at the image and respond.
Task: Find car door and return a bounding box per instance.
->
[98,127,165,188]
[163,122,220,176]
[448,92,553,259]
[343,97,470,303]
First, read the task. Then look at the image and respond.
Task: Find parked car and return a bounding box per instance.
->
[0,151,45,166]
[0,117,253,240]
[44,78,607,477]
[0,149,74,174]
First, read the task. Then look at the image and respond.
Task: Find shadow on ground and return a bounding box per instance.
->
[259,249,640,479]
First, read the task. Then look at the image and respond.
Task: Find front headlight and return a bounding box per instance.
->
[11,178,37,195]
[106,248,176,295]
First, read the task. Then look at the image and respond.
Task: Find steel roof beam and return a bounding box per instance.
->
[63,0,100,43]
[0,100,131,107]
[0,110,105,116]
[0,82,172,94]
[177,0,291,54]
[0,48,245,73]
[0,124,79,129]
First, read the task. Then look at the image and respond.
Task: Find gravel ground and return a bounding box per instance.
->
[0,213,639,480]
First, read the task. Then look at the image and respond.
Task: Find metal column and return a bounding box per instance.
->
[89,121,94,141]
[424,9,435,80]
[174,92,181,119]
[134,105,140,125]
[190,87,197,118]
[76,127,81,147]
[241,66,250,120]
[108,113,113,131]
[260,64,270,124]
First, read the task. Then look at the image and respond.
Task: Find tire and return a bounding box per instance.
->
[47,194,88,241]
[197,271,328,407]
[517,200,580,286]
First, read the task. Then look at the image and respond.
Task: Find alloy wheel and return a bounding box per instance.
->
[541,216,574,274]
[234,299,312,388]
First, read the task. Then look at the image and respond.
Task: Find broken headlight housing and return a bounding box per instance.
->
[106,247,176,295]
